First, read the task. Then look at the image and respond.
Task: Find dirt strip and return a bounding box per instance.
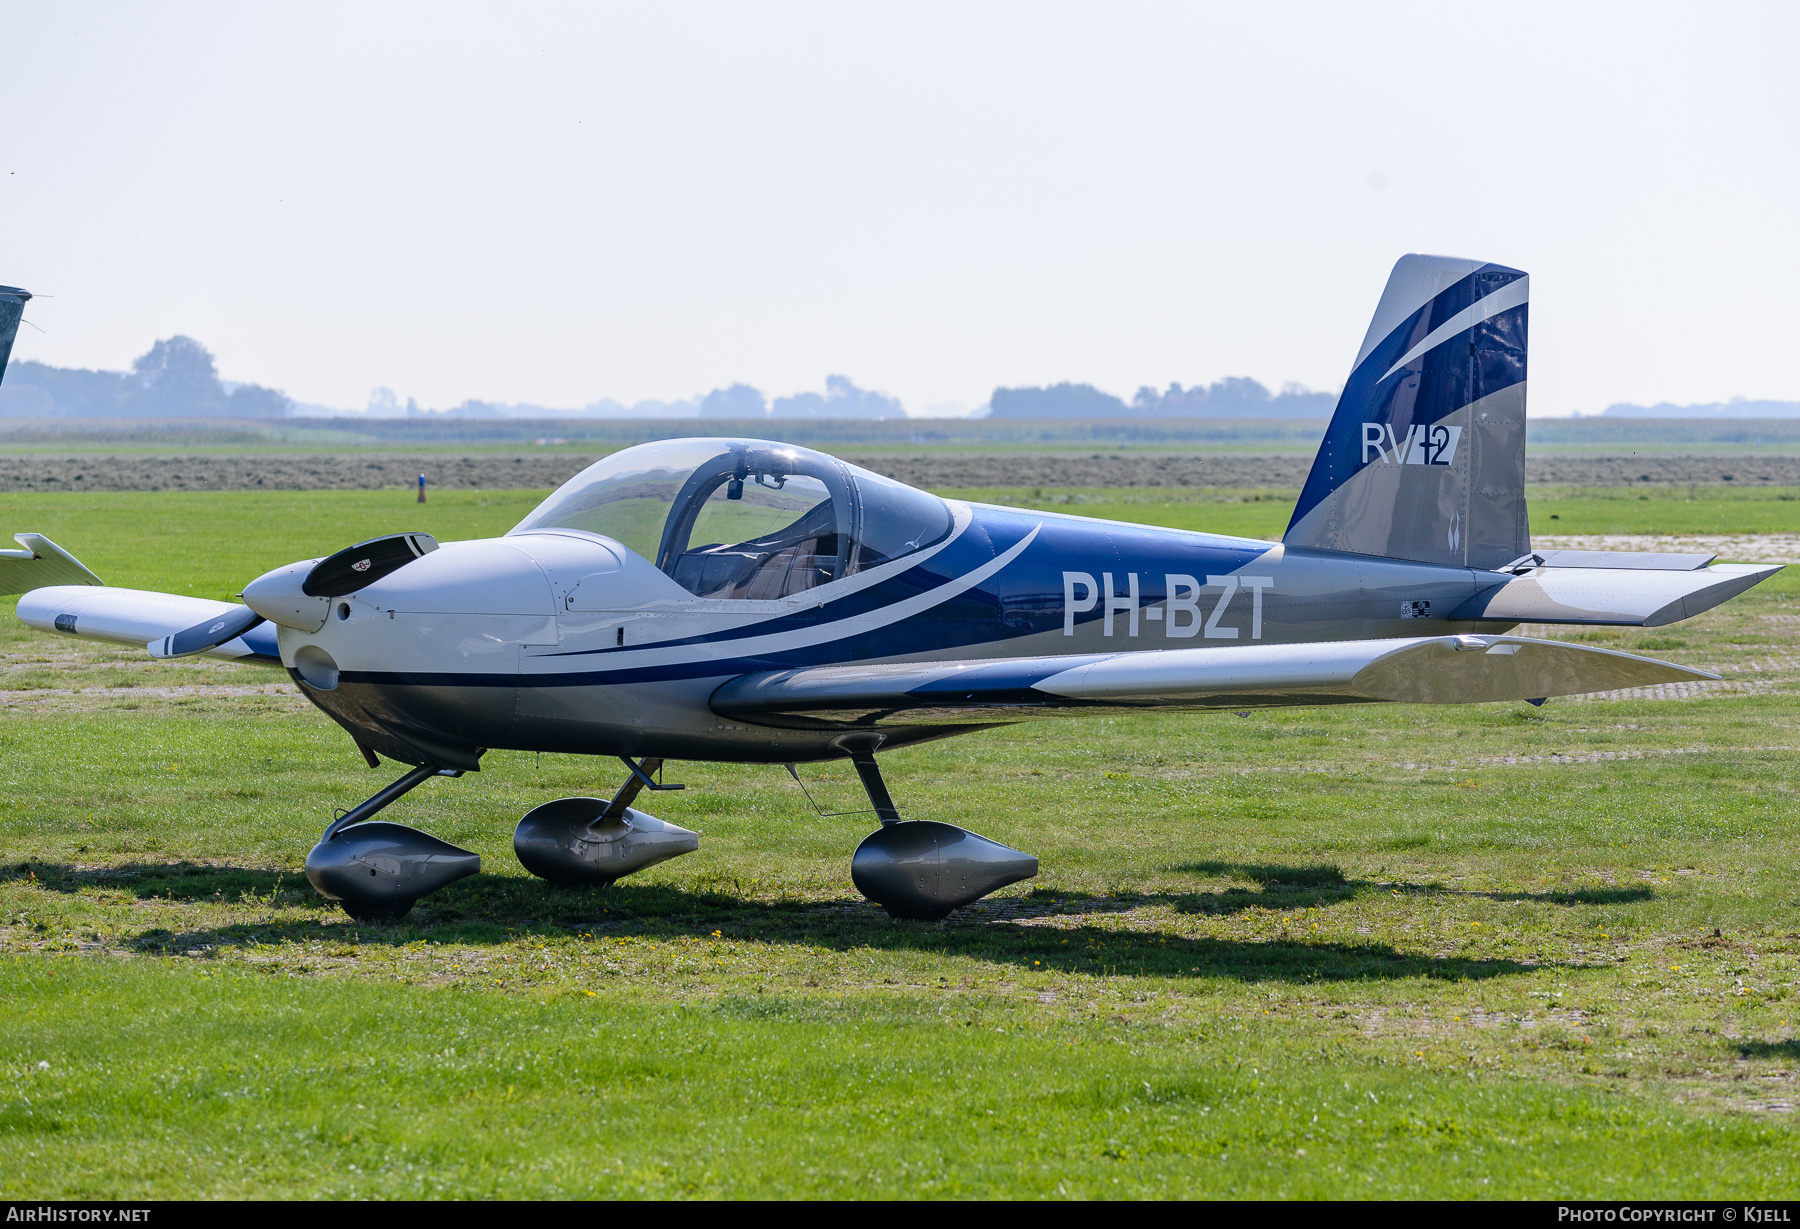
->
[4,451,1800,492]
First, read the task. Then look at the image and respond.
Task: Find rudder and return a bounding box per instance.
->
[1284,255,1528,569]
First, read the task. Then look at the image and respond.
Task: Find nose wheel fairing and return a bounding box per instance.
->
[306,821,480,919]
[303,764,480,920]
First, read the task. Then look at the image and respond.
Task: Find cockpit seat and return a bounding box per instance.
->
[670,546,759,598]
[744,550,825,600]
[672,545,829,601]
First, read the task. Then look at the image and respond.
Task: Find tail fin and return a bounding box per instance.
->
[0,286,30,388]
[1284,255,1528,569]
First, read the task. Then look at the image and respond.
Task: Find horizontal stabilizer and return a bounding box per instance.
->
[0,534,103,596]
[17,585,280,664]
[1525,550,1717,571]
[1456,563,1780,626]
[711,635,1713,727]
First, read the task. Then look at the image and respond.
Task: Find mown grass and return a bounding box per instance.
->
[1,485,1799,1198]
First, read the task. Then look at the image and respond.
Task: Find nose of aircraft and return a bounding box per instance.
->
[243,559,330,631]
[243,532,446,631]
[245,537,572,633]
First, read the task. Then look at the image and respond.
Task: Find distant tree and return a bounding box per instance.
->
[1270,382,1336,418]
[227,383,293,418]
[987,382,1128,419]
[446,400,508,419]
[699,383,767,418]
[772,391,825,418]
[1114,378,1334,419]
[1203,376,1273,413]
[127,335,227,416]
[771,375,903,419]
[0,338,299,419]
[0,360,124,417]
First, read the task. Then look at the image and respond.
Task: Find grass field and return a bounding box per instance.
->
[3,484,1800,1198]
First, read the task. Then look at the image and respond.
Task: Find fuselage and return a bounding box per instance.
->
[289,499,1511,768]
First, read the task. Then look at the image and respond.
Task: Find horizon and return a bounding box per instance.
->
[6,335,1796,421]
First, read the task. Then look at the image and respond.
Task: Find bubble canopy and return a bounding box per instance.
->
[510,438,953,600]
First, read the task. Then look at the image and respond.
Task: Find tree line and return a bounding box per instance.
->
[0,336,292,418]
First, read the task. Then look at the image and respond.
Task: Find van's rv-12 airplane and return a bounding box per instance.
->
[0,258,1778,920]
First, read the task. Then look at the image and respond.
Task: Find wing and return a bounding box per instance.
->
[710,635,1715,728]
[0,534,104,595]
[17,585,281,665]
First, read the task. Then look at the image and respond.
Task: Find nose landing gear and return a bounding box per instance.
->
[304,764,481,920]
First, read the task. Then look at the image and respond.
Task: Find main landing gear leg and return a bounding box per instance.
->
[513,756,700,886]
[304,765,481,921]
[848,748,902,825]
[842,740,1038,921]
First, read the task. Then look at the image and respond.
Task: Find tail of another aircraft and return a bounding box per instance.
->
[0,286,30,388]
[1284,255,1528,570]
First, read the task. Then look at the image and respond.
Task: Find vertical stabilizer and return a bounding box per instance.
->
[0,286,30,388]
[1283,256,1528,569]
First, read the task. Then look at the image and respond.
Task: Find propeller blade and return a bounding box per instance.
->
[303,532,438,598]
[148,604,266,660]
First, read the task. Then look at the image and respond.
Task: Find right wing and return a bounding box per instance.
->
[711,634,1715,728]
[17,584,280,665]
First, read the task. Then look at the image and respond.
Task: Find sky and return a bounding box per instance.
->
[2,1,1796,417]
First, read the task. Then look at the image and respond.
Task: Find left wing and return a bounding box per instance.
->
[711,635,1714,727]
[17,584,280,665]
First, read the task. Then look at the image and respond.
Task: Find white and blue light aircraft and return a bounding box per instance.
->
[0,259,1778,920]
